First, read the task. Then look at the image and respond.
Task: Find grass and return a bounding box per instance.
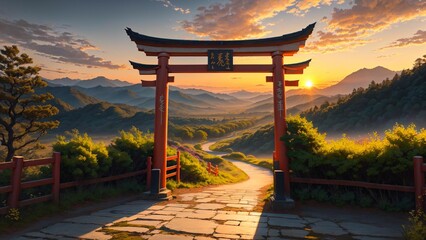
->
[100,221,154,240]
[222,151,273,170]
[0,178,145,235]
[166,147,249,190]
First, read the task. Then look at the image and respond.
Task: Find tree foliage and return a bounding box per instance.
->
[169,119,254,142]
[302,55,426,133]
[0,46,59,162]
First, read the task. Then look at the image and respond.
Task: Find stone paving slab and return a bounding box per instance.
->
[194,203,226,210]
[310,220,348,236]
[137,214,175,221]
[281,229,310,238]
[13,151,405,240]
[164,218,218,234]
[63,215,116,225]
[107,226,150,233]
[340,222,403,238]
[40,222,101,238]
[128,219,163,227]
[268,217,306,228]
[149,234,194,240]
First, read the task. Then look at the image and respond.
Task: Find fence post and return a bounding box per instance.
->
[146,157,152,190]
[215,165,219,176]
[176,151,181,183]
[9,156,24,209]
[52,152,61,204]
[207,162,211,174]
[414,156,424,211]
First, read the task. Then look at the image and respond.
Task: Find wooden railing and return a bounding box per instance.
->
[285,156,426,211]
[0,153,152,214]
[165,151,181,182]
[207,162,219,176]
[414,156,426,210]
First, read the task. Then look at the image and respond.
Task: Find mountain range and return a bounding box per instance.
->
[287,66,398,96]
[45,76,132,88]
[41,65,401,135]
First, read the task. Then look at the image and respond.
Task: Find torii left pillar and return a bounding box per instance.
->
[154,52,169,190]
[272,51,291,197]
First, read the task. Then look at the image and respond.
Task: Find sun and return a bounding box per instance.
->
[305,80,313,88]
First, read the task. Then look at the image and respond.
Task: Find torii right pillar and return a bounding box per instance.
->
[272,51,291,197]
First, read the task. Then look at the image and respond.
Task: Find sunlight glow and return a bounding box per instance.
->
[305,80,313,88]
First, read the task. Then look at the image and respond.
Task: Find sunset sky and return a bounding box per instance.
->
[1,0,425,92]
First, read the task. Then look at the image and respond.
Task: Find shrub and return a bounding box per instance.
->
[179,151,209,183]
[107,147,133,175]
[224,152,246,160]
[403,210,426,240]
[110,126,154,170]
[53,130,111,182]
[282,117,425,209]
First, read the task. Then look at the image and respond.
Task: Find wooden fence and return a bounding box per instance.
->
[166,151,181,182]
[207,162,219,176]
[274,156,426,211]
[0,152,181,214]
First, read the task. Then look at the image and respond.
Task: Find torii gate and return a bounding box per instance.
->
[126,23,315,197]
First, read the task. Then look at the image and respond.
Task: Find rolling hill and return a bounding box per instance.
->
[37,86,101,109]
[302,60,426,133]
[51,102,154,135]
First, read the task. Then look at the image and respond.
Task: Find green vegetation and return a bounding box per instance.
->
[402,210,426,240]
[0,45,59,162]
[282,115,426,210]
[210,124,274,154]
[169,119,255,142]
[166,145,248,189]
[223,151,272,170]
[302,55,426,133]
[213,114,425,209]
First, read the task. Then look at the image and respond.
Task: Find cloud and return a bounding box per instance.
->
[291,0,337,16]
[38,64,87,75]
[156,0,190,14]
[180,0,344,40]
[0,18,125,69]
[306,0,426,53]
[381,30,426,49]
[181,0,295,39]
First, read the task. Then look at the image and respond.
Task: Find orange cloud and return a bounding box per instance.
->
[181,0,296,40]
[381,30,426,49]
[306,0,426,53]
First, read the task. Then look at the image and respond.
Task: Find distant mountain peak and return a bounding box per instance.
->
[45,76,132,88]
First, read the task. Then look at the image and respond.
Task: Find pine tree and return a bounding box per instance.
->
[0,45,59,162]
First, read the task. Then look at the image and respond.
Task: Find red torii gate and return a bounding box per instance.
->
[126,23,315,197]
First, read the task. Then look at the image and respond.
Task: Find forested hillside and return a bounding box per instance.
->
[302,57,426,133]
[211,124,274,155]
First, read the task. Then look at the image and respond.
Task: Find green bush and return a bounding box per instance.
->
[403,210,426,239]
[53,130,111,182]
[179,151,210,183]
[282,117,426,186]
[224,152,246,160]
[110,126,153,170]
[282,116,425,209]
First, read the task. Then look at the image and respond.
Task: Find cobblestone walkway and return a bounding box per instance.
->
[15,159,405,240]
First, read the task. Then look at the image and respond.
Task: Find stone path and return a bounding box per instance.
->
[13,143,407,239]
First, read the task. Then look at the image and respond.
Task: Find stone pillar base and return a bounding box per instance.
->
[141,188,173,201]
[269,195,295,210]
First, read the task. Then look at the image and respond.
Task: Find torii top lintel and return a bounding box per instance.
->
[126,23,316,57]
